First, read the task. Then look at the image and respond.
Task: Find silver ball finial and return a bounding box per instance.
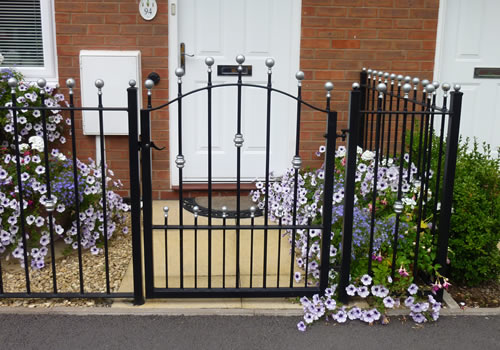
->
[377,83,387,93]
[163,206,169,218]
[367,69,373,75]
[372,70,378,76]
[66,78,76,89]
[235,54,245,65]
[145,79,154,90]
[441,83,451,92]
[295,71,305,81]
[404,76,411,84]
[205,57,215,67]
[362,67,367,71]
[37,78,47,89]
[277,206,284,218]
[432,81,440,90]
[383,72,390,79]
[453,84,461,92]
[397,74,404,81]
[7,77,18,88]
[421,79,430,89]
[324,82,334,91]
[425,83,435,95]
[352,82,360,90]
[193,205,199,218]
[378,71,383,77]
[402,83,412,94]
[250,206,256,218]
[175,67,185,78]
[221,206,228,218]
[265,58,275,69]
[95,79,104,89]
[390,73,396,80]
[128,79,136,87]
[412,77,420,86]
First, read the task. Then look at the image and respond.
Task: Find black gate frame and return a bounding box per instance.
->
[128,56,339,299]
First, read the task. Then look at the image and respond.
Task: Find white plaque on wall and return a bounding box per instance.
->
[79,50,142,135]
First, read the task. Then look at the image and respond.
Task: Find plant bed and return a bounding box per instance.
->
[0,221,132,307]
[448,280,500,308]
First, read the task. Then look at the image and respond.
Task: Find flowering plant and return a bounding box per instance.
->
[1,68,69,148]
[0,69,130,270]
[0,143,129,269]
[252,145,446,330]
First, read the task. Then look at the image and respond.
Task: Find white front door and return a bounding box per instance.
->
[168,0,301,185]
[435,0,500,153]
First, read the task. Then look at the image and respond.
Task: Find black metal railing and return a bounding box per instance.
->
[337,69,462,302]
[0,77,143,304]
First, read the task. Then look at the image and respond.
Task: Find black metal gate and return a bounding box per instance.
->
[129,56,339,298]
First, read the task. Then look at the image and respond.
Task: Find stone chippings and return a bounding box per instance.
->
[0,219,132,308]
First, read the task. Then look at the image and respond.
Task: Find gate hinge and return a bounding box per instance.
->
[336,129,349,141]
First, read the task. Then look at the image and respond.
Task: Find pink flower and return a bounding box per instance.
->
[398,265,409,277]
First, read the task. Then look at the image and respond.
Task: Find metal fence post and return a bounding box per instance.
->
[319,111,337,294]
[127,82,145,305]
[359,69,368,147]
[338,85,361,303]
[436,87,463,302]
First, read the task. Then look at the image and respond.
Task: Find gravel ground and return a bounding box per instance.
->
[0,226,132,308]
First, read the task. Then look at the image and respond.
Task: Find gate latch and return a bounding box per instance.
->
[138,140,165,151]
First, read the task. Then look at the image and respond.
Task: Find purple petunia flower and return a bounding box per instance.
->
[361,274,372,286]
[407,283,419,295]
[297,321,306,332]
[410,312,427,323]
[346,284,357,296]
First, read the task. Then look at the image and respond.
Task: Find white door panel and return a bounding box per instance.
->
[170,0,301,184]
[436,0,500,153]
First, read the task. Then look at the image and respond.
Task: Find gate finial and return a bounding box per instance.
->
[66,78,76,94]
[324,81,333,98]
[205,57,214,72]
[295,71,304,86]
[235,54,245,65]
[95,79,104,95]
[402,83,412,98]
[441,83,451,96]
[163,206,169,218]
[265,58,275,74]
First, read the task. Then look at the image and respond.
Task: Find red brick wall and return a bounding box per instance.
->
[54,0,439,198]
[299,0,439,169]
[54,0,170,198]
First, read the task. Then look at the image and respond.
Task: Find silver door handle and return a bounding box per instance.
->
[180,42,194,72]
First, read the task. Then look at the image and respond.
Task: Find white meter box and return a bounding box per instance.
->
[80,50,142,135]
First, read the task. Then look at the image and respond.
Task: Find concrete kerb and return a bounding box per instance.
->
[0,305,499,317]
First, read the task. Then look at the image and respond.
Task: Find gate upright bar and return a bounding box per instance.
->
[127,81,144,305]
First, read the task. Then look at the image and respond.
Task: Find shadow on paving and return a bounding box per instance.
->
[0,314,498,350]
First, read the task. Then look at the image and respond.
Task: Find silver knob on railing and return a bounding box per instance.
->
[128,79,136,88]
[425,84,435,97]
[163,206,169,218]
[221,206,228,218]
[37,78,47,94]
[193,205,199,218]
[453,84,461,92]
[377,83,387,98]
[402,83,412,98]
[67,78,76,94]
[325,81,333,98]
[250,206,256,218]
[265,58,275,74]
[393,200,404,214]
[404,76,411,84]
[235,54,245,65]
[205,56,215,67]
[412,77,420,89]
[352,82,360,90]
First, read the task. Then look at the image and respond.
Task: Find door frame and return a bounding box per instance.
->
[167,0,303,187]
[432,0,448,83]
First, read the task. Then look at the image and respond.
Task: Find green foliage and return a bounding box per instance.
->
[448,138,500,285]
